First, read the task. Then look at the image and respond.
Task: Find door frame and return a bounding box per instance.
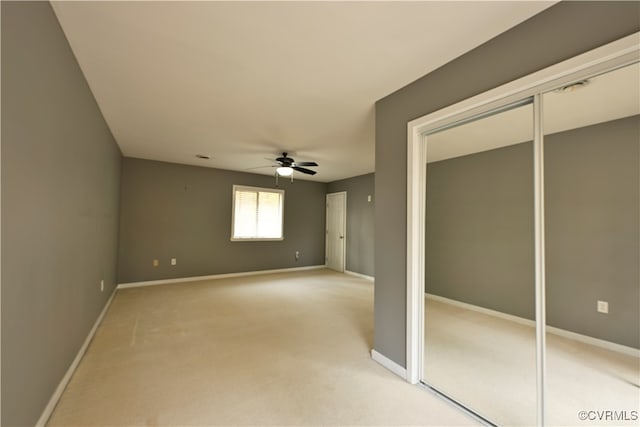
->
[326,191,347,272]
[405,33,639,426]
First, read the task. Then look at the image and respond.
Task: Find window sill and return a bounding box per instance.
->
[230,237,284,242]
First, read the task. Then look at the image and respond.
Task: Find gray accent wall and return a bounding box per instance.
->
[117,158,327,283]
[327,173,375,277]
[375,1,640,367]
[1,2,122,426]
[426,116,639,349]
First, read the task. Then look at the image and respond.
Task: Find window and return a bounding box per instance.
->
[231,185,284,241]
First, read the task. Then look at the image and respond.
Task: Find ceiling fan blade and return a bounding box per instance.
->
[293,166,317,175]
[294,161,318,167]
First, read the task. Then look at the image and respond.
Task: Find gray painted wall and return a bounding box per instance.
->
[426,116,639,349]
[327,173,375,277]
[545,117,639,348]
[426,142,535,319]
[1,2,122,426]
[117,158,327,283]
[375,1,640,366]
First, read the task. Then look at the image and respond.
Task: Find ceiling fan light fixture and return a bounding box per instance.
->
[276,166,293,176]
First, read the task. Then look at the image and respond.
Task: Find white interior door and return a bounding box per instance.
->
[326,192,346,272]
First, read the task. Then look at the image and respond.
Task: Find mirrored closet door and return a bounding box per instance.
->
[420,59,639,426]
[423,101,536,426]
[543,62,640,426]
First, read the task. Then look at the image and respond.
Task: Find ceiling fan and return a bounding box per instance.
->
[272,152,318,176]
[246,152,319,184]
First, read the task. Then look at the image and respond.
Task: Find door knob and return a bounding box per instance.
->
[339,236,344,239]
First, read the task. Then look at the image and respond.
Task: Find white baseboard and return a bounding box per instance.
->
[36,288,117,427]
[344,270,375,281]
[426,293,640,358]
[371,349,407,379]
[545,325,639,357]
[117,265,326,289]
[426,293,534,327]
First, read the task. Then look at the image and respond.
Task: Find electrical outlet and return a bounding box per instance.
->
[100,280,104,292]
[295,251,300,260]
[597,300,609,314]
[171,258,177,266]
[153,259,159,267]
[367,195,372,202]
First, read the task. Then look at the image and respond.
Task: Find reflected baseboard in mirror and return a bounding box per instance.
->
[424,295,639,426]
[424,297,537,426]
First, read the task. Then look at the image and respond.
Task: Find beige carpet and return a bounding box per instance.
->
[47,269,477,426]
[424,298,640,427]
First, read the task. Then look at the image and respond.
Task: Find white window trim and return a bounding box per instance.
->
[405,32,639,426]
[231,185,285,241]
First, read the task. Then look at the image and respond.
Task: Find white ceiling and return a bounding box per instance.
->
[51,1,555,182]
[426,62,640,162]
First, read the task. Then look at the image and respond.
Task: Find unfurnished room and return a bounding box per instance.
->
[1,1,639,427]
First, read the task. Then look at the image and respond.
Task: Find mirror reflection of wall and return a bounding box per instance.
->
[424,101,536,426]
[543,62,640,426]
